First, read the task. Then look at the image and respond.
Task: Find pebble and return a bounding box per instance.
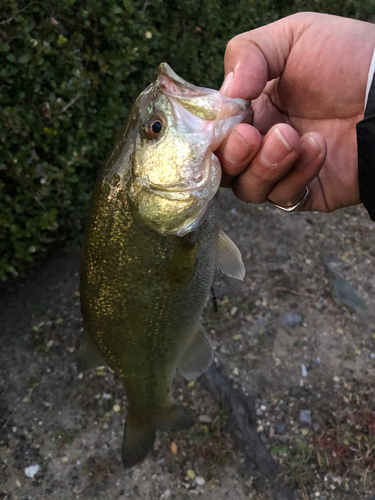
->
[198,415,212,423]
[301,364,308,377]
[195,476,206,486]
[112,404,121,412]
[275,424,285,435]
[24,464,40,478]
[163,489,171,498]
[230,306,238,316]
[299,409,312,425]
[281,312,302,327]
[333,274,367,311]
[187,469,196,479]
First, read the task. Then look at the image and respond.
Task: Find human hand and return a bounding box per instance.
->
[216,12,375,212]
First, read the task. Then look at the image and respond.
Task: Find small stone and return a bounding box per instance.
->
[163,489,171,498]
[113,404,121,412]
[61,456,68,463]
[170,442,178,455]
[187,469,196,480]
[102,393,112,399]
[198,415,212,423]
[145,31,153,39]
[281,312,302,327]
[195,476,206,486]
[313,422,320,432]
[301,364,308,377]
[333,376,340,383]
[230,306,238,316]
[15,479,21,488]
[275,424,285,435]
[24,464,40,478]
[299,410,312,425]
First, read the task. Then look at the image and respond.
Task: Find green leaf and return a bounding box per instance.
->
[57,35,68,46]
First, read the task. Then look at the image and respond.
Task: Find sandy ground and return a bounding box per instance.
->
[1,188,375,500]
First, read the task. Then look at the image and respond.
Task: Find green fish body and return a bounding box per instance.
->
[79,64,250,467]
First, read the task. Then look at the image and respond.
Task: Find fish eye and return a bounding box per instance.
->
[146,118,164,139]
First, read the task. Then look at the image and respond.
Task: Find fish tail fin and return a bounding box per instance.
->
[122,402,193,469]
[122,414,156,469]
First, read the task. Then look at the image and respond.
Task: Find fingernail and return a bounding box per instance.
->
[305,135,321,155]
[260,127,293,166]
[224,130,253,165]
[220,72,234,96]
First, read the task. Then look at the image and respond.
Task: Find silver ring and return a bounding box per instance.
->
[267,186,309,212]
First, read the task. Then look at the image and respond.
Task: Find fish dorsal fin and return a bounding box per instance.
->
[215,229,245,280]
[178,323,213,380]
[77,328,107,372]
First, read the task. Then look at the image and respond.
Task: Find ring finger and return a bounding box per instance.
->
[266,132,327,209]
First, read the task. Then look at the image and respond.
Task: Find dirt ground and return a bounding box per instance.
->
[1,188,375,500]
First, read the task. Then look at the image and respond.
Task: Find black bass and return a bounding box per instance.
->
[79,63,251,468]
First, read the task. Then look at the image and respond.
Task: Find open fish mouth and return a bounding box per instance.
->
[157,63,250,125]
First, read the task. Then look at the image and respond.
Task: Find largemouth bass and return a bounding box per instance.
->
[79,63,251,468]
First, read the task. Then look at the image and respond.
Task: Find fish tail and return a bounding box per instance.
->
[122,414,156,469]
[122,401,193,468]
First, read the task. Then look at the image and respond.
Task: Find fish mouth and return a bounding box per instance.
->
[157,62,251,125]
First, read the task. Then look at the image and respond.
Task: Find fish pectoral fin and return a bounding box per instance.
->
[178,323,213,380]
[215,228,245,280]
[122,415,156,469]
[77,328,107,372]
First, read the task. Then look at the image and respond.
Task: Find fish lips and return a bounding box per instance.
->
[157,62,252,135]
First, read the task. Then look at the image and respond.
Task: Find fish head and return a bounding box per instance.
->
[128,63,251,236]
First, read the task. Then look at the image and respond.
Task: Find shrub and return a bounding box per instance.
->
[1,0,374,279]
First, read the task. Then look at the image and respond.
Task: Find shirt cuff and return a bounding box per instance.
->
[365,48,375,110]
[357,50,375,221]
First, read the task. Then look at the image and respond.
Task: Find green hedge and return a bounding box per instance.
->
[1,0,374,280]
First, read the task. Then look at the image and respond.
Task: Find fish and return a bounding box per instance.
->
[79,63,251,468]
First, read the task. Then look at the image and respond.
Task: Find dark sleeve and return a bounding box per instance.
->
[357,72,375,221]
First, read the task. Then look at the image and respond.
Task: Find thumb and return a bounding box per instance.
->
[221,14,306,100]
